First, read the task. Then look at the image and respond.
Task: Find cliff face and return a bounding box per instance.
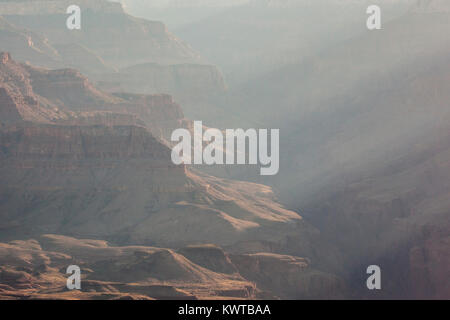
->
[1,0,201,67]
[0,16,60,68]
[0,235,256,300]
[0,0,228,120]
[0,0,227,107]
[26,67,122,110]
[0,124,172,162]
[0,16,113,75]
[0,52,68,124]
[229,252,346,299]
[24,63,189,141]
[0,124,321,269]
[0,53,188,141]
[0,56,336,300]
[0,87,24,124]
[0,123,314,252]
[97,63,227,102]
[112,93,187,141]
[0,55,188,242]
[57,111,145,128]
[0,235,345,299]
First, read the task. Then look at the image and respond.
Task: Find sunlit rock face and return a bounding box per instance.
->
[1,0,448,300]
[0,55,326,282]
[0,0,226,104]
[0,7,200,68]
[0,235,347,299]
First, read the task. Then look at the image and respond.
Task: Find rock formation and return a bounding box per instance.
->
[0,53,343,299]
[0,235,255,299]
[0,0,226,104]
[0,0,200,67]
[0,234,346,300]
[96,63,227,105]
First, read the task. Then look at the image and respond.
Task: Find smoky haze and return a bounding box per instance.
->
[118,0,450,298]
[0,0,448,300]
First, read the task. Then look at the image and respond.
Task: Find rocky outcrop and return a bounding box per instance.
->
[0,16,60,68]
[2,0,201,67]
[27,65,189,141]
[0,53,189,140]
[0,54,320,261]
[0,16,114,75]
[56,111,145,128]
[230,253,346,299]
[0,234,347,299]
[26,67,121,111]
[176,244,346,299]
[0,129,315,251]
[52,43,114,75]
[0,53,347,299]
[97,63,226,102]
[0,52,68,123]
[113,93,184,122]
[0,87,23,124]
[111,92,188,142]
[0,124,172,162]
[0,235,257,300]
[0,1,226,114]
[178,244,238,275]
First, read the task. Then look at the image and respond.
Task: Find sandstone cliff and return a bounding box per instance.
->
[1,0,201,67]
[0,123,314,252]
[0,0,227,107]
[0,16,114,75]
[0,54,326,271]
[96,63,226,102]
[0,235,255,299]
[0,52,68,124]
[0,235,345,299]
[0,52,188,140]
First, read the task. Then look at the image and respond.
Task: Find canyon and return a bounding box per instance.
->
[0,0,226,109]
[0,52,342,299]
[1,0,449,300]
[188,0,450,299]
